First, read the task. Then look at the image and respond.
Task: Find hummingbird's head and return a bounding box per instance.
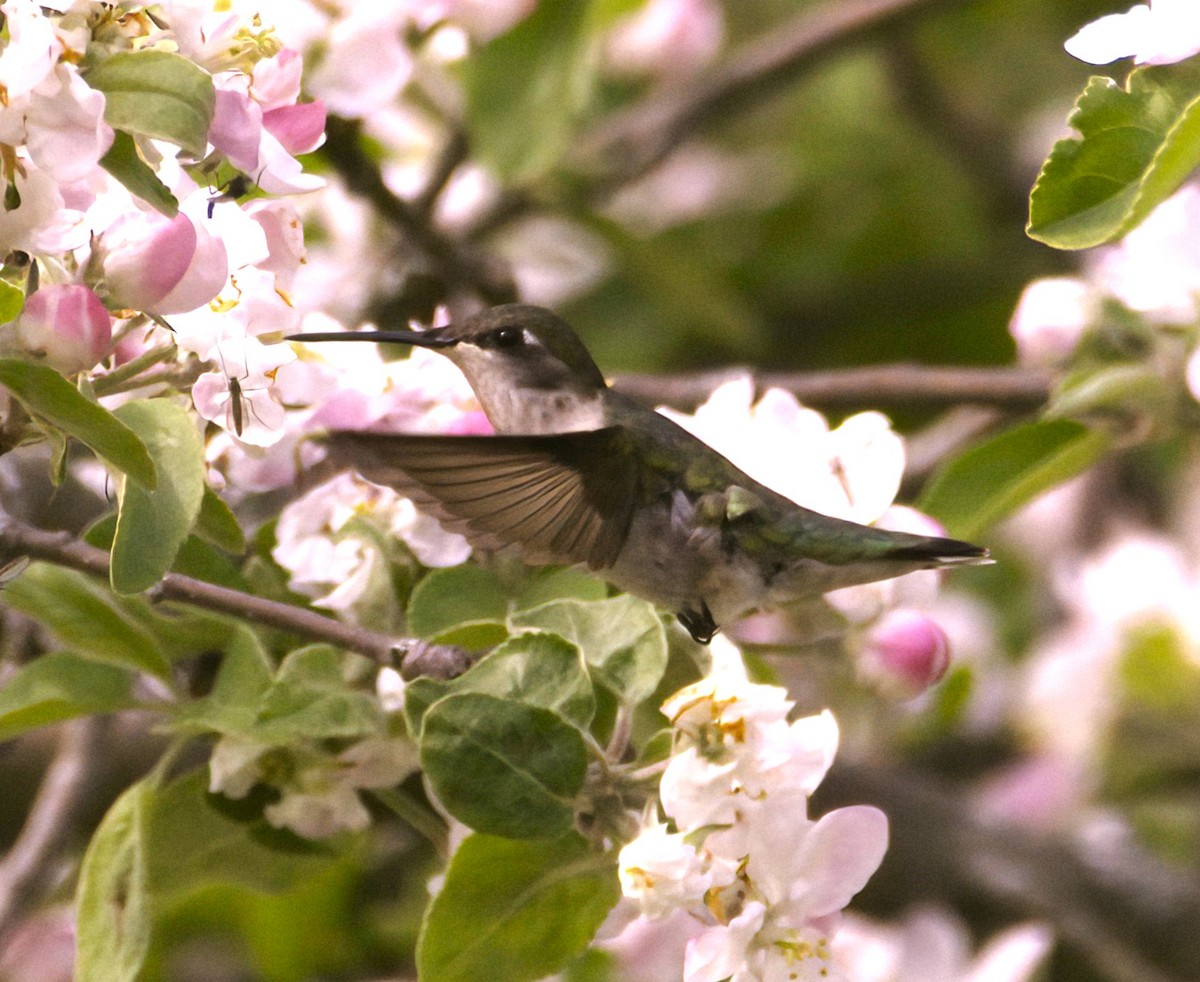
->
[428,305,607,398]
[289,304,609,434]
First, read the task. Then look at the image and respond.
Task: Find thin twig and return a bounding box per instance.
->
[0,517,460,672]
[0,717,104,943]
[413,128,470,218]
[320,116,516,306]
[611,363,1052,412]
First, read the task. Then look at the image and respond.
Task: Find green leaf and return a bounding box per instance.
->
[110,400,205,594]
[455,633,596,729]
[1028,61,1200,249]
[1046,363,1170,421]
[172,625,274,736]
[75,780,154,982]
[408,564,508,641]
[420,693,588,838]
[0,653,135,740]
[0,278,24,323]
[516,567,608,610]
[145,771,332,897]
[418,832,619,982]
[463,0,597,182]
[402,676,453,735]
[98,130,179,216]
[253,645,383,743]
[2,563,170,677]
[918,419,1110,541]
[75,772,332,982]
[195,485,247,554]
[0,359,156,489]
[510,596,667,703]
[86,50,216,158]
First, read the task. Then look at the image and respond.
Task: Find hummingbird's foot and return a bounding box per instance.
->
[677,601,718,645]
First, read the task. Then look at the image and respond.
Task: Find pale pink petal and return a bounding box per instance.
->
[789,806,889,919]
[263,100,326,155]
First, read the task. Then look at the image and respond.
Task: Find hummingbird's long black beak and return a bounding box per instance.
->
[285,326,458,347]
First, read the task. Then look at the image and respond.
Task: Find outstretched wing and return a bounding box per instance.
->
[325,427,640,570]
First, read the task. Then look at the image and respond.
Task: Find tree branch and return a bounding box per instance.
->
[571,0,961,197]
[319,116,516,307]
[0,517,471,679]
[0,717,103,943]
[610,362,1052,412]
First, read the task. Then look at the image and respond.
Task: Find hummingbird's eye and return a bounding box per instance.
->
[493,326,525,348]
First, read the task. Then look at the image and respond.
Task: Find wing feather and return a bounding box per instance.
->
[324,428,638,570]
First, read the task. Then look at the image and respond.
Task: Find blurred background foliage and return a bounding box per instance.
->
[524,0,1108,376]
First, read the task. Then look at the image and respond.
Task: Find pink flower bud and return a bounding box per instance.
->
[14,284,112,374]
[102,209,228,315]
[858,609,951,699]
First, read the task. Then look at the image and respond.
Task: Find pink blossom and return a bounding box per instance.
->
[1009,277,1095,366]
[307,8,413,118]
[250,46,304,111]
[857,608,952,699]
[245,199,306,291]
[606,0,724,78]
[100,208,228,315]
[208,78,263,174]
[12,283,112,374]
[263,100,326,156]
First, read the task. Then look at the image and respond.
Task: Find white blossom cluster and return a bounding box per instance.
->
[614,639,888,982]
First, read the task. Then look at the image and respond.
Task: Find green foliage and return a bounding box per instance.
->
[177,639,383,744]
[0,359,156,489]
[86,50,216,158]
[1029,61,1200,249]
[110,400,205,594]
[510,595,668,703]
[3,564,171,678]
[417,832,619,982]
[195,484,248,554]
[463,0,599,182]
[75,780,155,982]
[0,278,24,322]
[76,772,334,982]
[454,632,597,730]
[98,130,179,217]
[918,418,1110,540]
[420,693,589,838]
[0,653,135,740]
[407,563,508,646]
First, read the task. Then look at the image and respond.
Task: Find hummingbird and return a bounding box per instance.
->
[289,305,989,644]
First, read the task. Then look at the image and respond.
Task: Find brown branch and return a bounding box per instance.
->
[610,363,1052,412]
[0,517,470,679]
[319,116,516,306]
[571,0,960,197]
[0,717,104,943]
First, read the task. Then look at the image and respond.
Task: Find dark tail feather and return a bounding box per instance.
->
[891,534,992,567]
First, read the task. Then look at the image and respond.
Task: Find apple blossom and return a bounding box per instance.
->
[8,283,111,374]
[617,638,888,981]
[99,207,228,315]
[210,733,419,840]
[1008,277,1096,366]
[856,608,952,699]
[1064,0,1200,66]
[605,0,725,78]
